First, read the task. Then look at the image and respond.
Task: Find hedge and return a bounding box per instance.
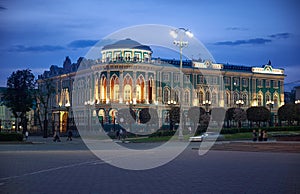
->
[0,132,23,141]
[220,126,300,134]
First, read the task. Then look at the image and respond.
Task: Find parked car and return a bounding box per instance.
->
[189,132,225,142]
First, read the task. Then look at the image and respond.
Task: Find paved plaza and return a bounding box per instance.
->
[0,137,300,194]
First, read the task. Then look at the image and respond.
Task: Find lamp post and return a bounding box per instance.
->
[266,100,274,127]
[295,100,300,104]
[16,112,21,132]
[170,27,193,140]
[65,102,70,133]
[203,100,211,114]
[236,100,244,108]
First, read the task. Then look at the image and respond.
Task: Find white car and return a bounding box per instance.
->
[189,132,224,142]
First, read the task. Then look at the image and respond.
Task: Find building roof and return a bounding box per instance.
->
[102,38,152,52]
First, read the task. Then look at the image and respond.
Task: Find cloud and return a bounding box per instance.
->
[214,38,272,46]
[268,33,291,39]
[226,27,248,31]
[0,6,6,11]
[67,40,98,49]
[10,45,65,52]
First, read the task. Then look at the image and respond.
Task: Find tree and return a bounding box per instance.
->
[233,108,247,128]
[2,69,35,134]
[211,107,226,128]
[169,106,180,130]
[246,106,270,127]
[139,108,158,132]
[278,104,296,126]
[187,106,205,132]
[225,107,236,127]
[36,79,55,138]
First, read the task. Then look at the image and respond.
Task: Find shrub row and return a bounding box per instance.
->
[220,126,300,134]
[0,132,23,141]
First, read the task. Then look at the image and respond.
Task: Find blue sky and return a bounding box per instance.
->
[0,0,299,90]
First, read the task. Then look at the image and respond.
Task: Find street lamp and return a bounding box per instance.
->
[170,27,193,140]
[295,100,300,104]
[65,102,70,133]
[236,100,244,108]
[266,100,274,127]
[203,100,211,114]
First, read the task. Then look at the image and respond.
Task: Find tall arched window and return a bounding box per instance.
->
[198,91,204,105]
[110,75,119,102]
[136,75,145,103]
[233,92,239,104]
[258,92,263,106]
[184,90,190,104]
[123,74,133,102]
[163,87,170,104]
[242,93,248,106]
[174,89,179,103]
[266,93,271,102]
[226,91,230,106]
[124,85,131,102]
[100,76,107,101]
[212,91,217,105]
[274,93,279,107]
[205,91,210,101]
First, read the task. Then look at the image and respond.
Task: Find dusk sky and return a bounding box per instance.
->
[0,0,299,90]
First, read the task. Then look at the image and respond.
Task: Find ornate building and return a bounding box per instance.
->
[38,39,285,133]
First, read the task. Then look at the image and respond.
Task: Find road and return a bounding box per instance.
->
[0,137,299,194]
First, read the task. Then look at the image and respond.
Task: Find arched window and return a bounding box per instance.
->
[163,87,170,104]
[266,93,271,102]
[212,91,217,105]
[205,91,210,101]
[110,75,119,101]
[174,89,179,103]
[274,93,279,107]
[198,91,204,105]
[124,84,131,102]
[136,75,145,102]
[100,76,107,101]
[226,91,230,106]
[242,93,248,106]
[233,92,239,104]
[184,90,190,104]
[258,93,263,106]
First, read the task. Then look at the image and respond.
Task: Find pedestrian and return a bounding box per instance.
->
[25,131,29,141]
[252,130,257,142]
[258,129,263,141]
[67,130,73,141]
[119,129,123,140]
[263,130,268,141]
[53,130,61,142]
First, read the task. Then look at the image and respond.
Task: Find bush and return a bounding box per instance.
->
[220,126,300,134]
[0,132,23,141]
[149,129,176,137]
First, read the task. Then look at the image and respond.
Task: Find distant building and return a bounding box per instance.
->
[295,86,300,102]
[38,39,285,133]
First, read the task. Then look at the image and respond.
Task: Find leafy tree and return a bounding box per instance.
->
[169,106,180,130]
[233,108,247,128]
[139,108,158,125]
[246,106,270,127]
[278,104,296,126]
[36,79,56,138]
[211,107,226,128]
[187,106,205,132]
[295,104,300,125]
[225,107,236,127]
[2,69,35,134]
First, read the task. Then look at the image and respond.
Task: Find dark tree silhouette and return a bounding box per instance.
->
[278,104,296,126]
[2,69,35,134]
[211,107,226,128]
[187,106,205,132]
[246,106,270,127]
[233,108,247,128]
[169,106,180,130]
[117,108,136,132]
[225,107,236,127]
[36,79,56,138]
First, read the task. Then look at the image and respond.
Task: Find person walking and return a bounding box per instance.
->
[25,131,29,141]
[67,130,73,141]
[53,130,61,142]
